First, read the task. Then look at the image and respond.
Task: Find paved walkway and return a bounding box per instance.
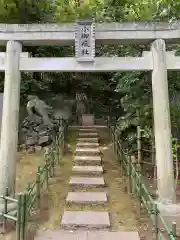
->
[35,126,140,240]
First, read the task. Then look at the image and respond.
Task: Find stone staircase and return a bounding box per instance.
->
[35,126,140,240]
[61,127,110,230]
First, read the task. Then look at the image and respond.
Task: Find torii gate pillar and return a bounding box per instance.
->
[151,39,176,206]
[0,40,22,198]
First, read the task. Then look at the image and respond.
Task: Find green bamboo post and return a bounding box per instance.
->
[16,193,23,240]
[107,116,110,135]
[153,203,158,240]
[112,130,115,152]
[49,151,53,178]
[44,155,49,188]
[59,137,62,160]
[113,130,116,153]
[62,127,65,155]
[120,144,123,175]
[118,142,121,172]
[139,175,142,212]
[114,131,117,154]
[131,155,136,194]
[3,187,8,231]
[128,156,132,194]
[171,222,176,240]
[115,133,119,157]
[114,130,116,153]
[36,167,41,208]
[58,135,61,164]
[109,121,111,140]
[137,125,142,173]
[120,143,124,174]
[21,193,27,240]
[58,118,61,129]
[123,150,127,177]
[26,183,31,205]
[54,135,57,164]
[52,150,55,177]
[107,115,109,126]
[48,151,52,178]
[57,135,60,164]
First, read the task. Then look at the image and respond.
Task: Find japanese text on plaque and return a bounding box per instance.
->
[79,24,91,57]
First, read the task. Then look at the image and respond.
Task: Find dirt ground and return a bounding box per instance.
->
[0,150,44,240]
[29,128,149,238]
[1,128,152,240]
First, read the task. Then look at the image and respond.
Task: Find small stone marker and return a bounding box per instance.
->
[72,165,103,174]
[66,192,107,204]
[69,177,105,186]
[61,211,110,229]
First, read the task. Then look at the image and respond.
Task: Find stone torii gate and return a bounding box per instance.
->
[0,22,179,213]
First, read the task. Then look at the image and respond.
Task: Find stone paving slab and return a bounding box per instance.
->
[76,142,100,147]
[61,211,110,229]
[72,165,103,174]
[87,231,140,240]
[77,138,99,143]
[66,192,107,204]
[35,231,140,240]
[69,177,105,186]
[34,230,87,240]
[75,148,100,154]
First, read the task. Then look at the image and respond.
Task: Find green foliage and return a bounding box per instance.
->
[172,136,179,159]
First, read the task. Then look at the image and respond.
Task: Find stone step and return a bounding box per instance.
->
[69,177,105,187]
[34,230,140,240]
[75,148,100,154]
[77,138,99,143]
[79,133,98,137]
[61,211,110,229]
[74,156,101,165]
[76,142,100,147]
[79,128,97,132]
[78,125,106,128]
[70,125,106,129]
[86,232,140,240]
[66,192,107,204]
[72,165,103,174]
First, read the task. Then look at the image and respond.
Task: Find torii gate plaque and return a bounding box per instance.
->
[75,20,95,62]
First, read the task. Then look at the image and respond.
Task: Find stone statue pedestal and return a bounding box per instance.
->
[81,114,95,126]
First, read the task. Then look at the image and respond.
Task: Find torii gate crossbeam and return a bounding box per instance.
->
[0,22,180,45]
